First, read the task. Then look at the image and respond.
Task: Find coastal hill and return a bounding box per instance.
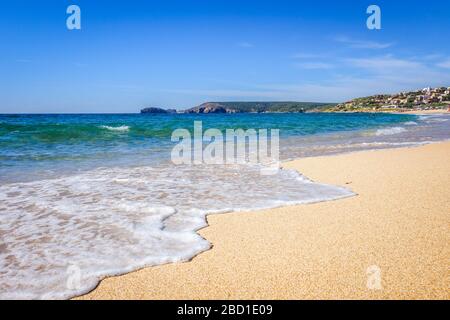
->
[141,102,335,114]
[141,107,177,114]
[326,86,450,112]
[184,102,335,113]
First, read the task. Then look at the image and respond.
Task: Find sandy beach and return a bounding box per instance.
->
[77,142,450,300]
[400,109,449,115]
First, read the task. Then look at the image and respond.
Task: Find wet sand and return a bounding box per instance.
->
[77,142,450,300]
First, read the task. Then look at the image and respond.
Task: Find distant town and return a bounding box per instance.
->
[328,86,450,112]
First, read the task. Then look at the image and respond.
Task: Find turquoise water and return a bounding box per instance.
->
[0,112,418,182]
[1,112,449,299]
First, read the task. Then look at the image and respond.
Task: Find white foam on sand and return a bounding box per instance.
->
[0,164,354,299]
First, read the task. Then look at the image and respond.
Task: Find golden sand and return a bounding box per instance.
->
[77,142,450,300]
[400,109,449,115]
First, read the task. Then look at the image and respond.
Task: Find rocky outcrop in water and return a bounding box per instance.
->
[184,103,235,114]
[140,107,177,114]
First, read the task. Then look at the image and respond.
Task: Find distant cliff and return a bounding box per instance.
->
[140,107,177,114]
[184,102,334,114]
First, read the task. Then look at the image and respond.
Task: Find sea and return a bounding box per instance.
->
[0,112,449,299]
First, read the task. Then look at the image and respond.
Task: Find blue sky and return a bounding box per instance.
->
[1,0,450,113]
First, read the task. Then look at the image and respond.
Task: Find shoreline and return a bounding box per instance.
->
[395,109,449,115]
[77,141,450,300]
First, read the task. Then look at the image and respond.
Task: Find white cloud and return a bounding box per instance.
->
[346,56,421,69]
[422,53,444,60]
[335,36,393,49]
[344,55,450,89]
[166,53,450,104]
[437,59,450,69]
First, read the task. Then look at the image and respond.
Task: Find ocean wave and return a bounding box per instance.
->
[99,125,130,132]
[426,118,448,123]
[404,121,418,126]
[418,115,449,122]
[0,164,354,299]
[375,127,407,136]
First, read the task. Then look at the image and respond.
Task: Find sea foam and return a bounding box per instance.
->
[99,125,130,132]
[375,127,407,136]
[0,164,354,299]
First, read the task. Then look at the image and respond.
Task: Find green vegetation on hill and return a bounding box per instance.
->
[186,101,336,113]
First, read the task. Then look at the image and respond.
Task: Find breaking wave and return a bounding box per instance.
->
[99,125,130,132]
[375,127,407,136]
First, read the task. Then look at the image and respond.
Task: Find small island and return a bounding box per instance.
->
[141,107,177,114]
